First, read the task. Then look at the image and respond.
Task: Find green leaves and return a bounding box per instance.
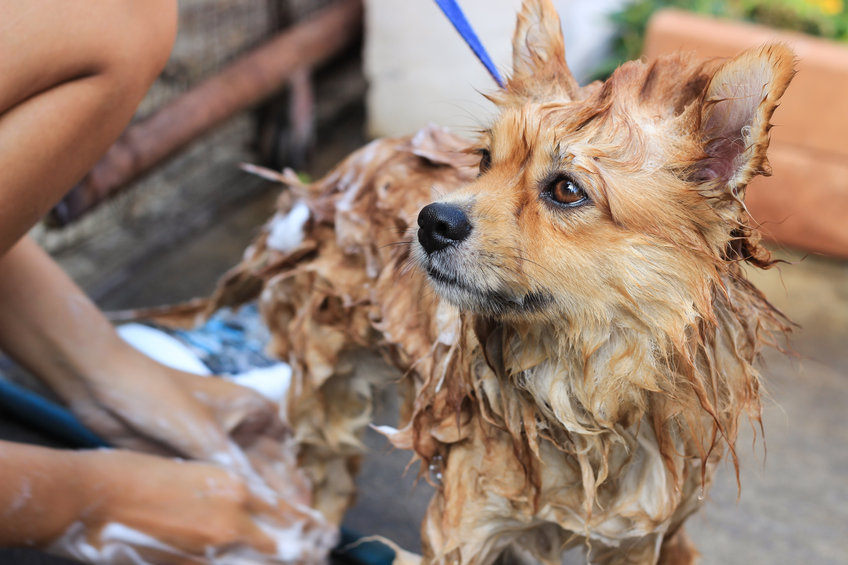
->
[594,0,848,80]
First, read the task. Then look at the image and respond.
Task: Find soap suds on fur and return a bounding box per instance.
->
[266,201,310,253]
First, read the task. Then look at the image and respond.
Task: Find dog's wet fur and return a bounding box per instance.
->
[211,1,795,563]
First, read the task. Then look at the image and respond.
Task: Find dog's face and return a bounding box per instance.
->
[414,0,794,327]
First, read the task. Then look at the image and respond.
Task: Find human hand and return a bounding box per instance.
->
[66,339,319,508]
[47,449,336,564]
[0,238,332,561]
[67,339,285,463]
[0,237,286,465]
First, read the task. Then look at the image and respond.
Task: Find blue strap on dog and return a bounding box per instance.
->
[434,0,505,87]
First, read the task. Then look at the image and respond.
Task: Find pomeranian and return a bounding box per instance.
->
[209,1,795,563]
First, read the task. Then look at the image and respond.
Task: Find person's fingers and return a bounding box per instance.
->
[244,436,312,506]
[187,374,289,446]
[81,518,278,565]
[91,543,204,565]
[120,400,232,461]
[78,359,288,461]
[104,435,177,456]
[71,448,327,562]
[69,398,182,456]
[234,516,280,557]
[229,402,284,446]
[82,359,235,461]
[241,484,339,564]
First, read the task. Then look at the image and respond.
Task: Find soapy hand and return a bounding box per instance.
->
[0,238,334,561]
[66,339,285,461]
[45,342,337,563]
[48,449,337,564]
[46,339,338,563]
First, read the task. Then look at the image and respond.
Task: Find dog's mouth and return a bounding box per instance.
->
[425,265,472,292]
[424,263,552,316]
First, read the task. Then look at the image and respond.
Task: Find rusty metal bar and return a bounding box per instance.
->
[49,0,363,226]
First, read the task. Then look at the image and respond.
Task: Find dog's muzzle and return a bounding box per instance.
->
[417,203,472,254]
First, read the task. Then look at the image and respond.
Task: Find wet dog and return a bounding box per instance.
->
[208,1,795,562]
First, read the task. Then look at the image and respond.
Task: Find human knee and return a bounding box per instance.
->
[99,0,178,102]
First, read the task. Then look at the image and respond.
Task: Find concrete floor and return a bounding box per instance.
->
[687,252,848,565]
[1,179,846,563]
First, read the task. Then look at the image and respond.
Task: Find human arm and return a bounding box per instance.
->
[0,239,331,560]
[0,441,332,563]
[0,236,279,461]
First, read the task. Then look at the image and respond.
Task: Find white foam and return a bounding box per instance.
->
[229,364,291,404]
[48,521,191,564]
[266,201,310,253]
[118,324,292,403]
[371,425,399,437]
[49,518,337,564]
[4,478,31,517]
[117,324,211,376]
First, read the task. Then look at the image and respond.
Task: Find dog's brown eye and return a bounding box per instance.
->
[477,148,492,175]
[543,175,588,208]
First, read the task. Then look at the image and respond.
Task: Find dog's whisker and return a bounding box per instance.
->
[379,240,412,250]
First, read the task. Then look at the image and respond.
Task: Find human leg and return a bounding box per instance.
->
[0,0,177,254]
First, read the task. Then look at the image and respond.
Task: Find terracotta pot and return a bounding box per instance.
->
[644,9,848,258]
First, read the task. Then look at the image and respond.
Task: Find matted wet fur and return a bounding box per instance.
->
[200,1,794,563]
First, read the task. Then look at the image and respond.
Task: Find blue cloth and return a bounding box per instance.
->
[167,304,277,375]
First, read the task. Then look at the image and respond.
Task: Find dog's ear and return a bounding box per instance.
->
[695,44,795,191]
[508,0,579,99]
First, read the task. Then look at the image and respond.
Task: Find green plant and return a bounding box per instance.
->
[594,0,848,79]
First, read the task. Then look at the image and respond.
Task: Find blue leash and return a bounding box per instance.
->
[433,0,504,87]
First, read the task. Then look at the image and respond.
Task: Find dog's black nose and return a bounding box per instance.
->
[417,202,472,254]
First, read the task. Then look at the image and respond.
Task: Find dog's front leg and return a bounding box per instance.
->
[419,415,568,565]
[656,527,699,565]
[418,417,689,565]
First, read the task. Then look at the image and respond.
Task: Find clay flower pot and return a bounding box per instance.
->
[644,9,848,258]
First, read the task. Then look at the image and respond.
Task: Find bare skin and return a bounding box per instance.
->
[0,444,279,555]
[0,237,285,460]
[0,2,325,561]
[0,0,177,256]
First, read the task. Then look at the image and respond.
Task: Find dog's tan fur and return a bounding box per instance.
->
[206,1,795,563]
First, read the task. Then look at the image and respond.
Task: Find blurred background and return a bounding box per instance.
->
[1,1,846,564]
